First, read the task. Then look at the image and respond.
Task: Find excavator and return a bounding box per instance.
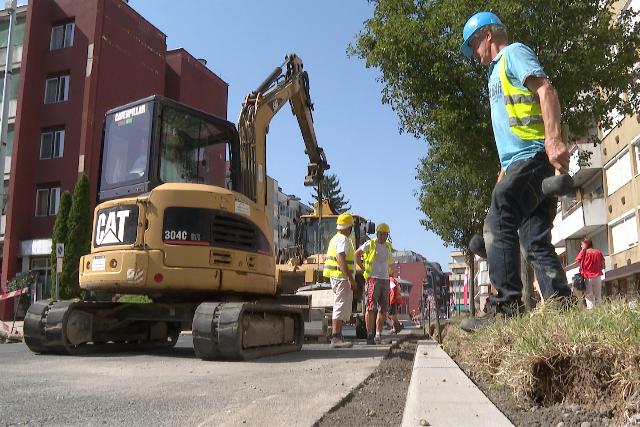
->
[23,54,329,360]
[276,200,372,293]
[276,200,374,339]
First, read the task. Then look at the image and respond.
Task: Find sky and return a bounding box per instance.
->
[128,0,452,270]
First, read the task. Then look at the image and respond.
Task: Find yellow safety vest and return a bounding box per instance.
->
[362,239,393,280]
[499,54,545,141]
[323,233,355,279]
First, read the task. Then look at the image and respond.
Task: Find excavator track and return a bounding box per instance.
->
[24,300,182,355]
[25,299,305,360]
[192,302,304,360]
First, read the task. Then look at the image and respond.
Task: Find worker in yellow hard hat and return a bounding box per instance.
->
[355,222,393,345]
[322,212,356,348]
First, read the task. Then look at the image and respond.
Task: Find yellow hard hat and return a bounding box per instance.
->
[336,213,354,229]
[376,223,390,233]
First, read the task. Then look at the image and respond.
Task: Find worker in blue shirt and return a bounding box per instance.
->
[459,12,572,330]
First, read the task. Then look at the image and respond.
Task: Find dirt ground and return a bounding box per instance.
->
[314,339,416,427]
[454,358,622,427]
[313,334,635,427]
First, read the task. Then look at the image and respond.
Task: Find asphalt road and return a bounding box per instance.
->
[0,334,389,427]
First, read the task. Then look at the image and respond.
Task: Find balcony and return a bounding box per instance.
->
[568,142,603,187]
[552,197,607,243]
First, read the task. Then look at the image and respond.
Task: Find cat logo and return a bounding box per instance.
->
[95,210,130,245]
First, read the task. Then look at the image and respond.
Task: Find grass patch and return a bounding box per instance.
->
[117,294,153,304]
[444,299,640,417]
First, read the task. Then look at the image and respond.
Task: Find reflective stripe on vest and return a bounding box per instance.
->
[323,233,355,279]
[363,239,393,280]
[499,55,545,141]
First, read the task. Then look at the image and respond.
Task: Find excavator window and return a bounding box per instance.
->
[159,106,229,187]
[102,100,154,187]
[302,217,337,257]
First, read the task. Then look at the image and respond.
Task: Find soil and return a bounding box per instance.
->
[456,358,620,427]
[313,334,637,427]
[314,339,416,427]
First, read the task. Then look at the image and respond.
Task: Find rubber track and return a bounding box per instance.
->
[192,302,304,361]
[24,300,179,355]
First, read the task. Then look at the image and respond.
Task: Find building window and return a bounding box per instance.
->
[604,147,632,195]
[50,21,74,50]
[35,185,60,217]
[610,212,639,254]
[40,128,65,159]
[44,74,69,104]
[632,134,640,176]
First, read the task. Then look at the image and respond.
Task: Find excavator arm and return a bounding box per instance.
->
[237,54,329,205]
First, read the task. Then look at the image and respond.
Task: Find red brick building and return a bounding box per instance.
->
[1,0,228,318]
[393,250,451,320]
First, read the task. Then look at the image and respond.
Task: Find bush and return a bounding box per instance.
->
[60,175,91,299]
[7,271,38,309]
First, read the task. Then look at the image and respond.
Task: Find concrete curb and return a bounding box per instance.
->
[401,340,513,427]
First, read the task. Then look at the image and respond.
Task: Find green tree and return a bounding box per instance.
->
[50,191,72,286]
[352,0,639,314]
[61,175,92,299]
[310,174,351,213]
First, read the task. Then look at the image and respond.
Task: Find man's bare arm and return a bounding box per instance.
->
[526,76,569,173]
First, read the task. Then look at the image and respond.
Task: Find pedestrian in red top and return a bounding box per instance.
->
[388,276,404,334]
[575,236,605,309]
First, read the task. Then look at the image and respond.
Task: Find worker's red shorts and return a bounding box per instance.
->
[366,278,390,313]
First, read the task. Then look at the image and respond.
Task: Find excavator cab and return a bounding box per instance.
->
[98,95,239,202]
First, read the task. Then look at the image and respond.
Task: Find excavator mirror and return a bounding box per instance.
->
[366,221,376,235]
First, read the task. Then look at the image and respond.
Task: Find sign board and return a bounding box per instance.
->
[56,258,63,272]
[56,243,64,258]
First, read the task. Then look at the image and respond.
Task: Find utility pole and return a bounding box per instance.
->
[0,0,17,224]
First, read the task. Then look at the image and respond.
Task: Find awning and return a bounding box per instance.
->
[19,239,52,256]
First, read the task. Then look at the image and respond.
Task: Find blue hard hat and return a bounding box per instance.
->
[460,11,505,57]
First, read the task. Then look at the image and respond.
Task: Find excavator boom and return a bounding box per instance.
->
[238,54,329,203]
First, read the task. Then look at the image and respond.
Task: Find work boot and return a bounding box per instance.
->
[460,301,524,332]
[460,315,496,332]
[366,334,375,345]
[330,335,353,349]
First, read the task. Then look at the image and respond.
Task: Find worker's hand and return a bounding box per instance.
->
[497,169,505,183]
[545,138,570,174]
[348,276,356,290]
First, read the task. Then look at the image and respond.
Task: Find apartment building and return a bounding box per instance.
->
[448,250,466,311]
[0,2,27,271]
[552,0,639,298]
[275,188,312,253]
[0,0,228,319]
[394,250,449,318]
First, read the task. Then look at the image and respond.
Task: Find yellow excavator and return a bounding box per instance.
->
[276,200,373,293]
[24,54,329,360]
[276,200,374,339]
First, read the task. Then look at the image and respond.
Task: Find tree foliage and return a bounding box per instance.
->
[351,0,640,251]
[61,175,92,299]
[50,190,72,283]
[310,174,351,213]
